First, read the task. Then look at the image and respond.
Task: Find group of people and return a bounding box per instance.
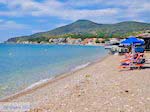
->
[118,36,146,70]
[119,52,145,70]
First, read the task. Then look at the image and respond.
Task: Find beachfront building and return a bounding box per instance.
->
[17,40,30,44]
[47,37,104,45]
[82,38,93,45]
[81,38,94,45]
[66,38,82,44]
[49,38,66,44]
[98,38,105,43]
[109,38,120,45]
[81,38,104,45]
[137,33,150,51]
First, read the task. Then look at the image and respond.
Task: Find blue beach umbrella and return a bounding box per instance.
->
[120,36,145,54]
[120,36,145,46]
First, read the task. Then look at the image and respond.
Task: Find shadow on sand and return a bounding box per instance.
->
[142,66,150,69]
[119,64,150,72]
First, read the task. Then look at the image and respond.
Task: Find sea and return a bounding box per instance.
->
[0,44,108,99]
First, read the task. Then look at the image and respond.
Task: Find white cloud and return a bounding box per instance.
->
[0,0,149,23]
[0,19,31,42]
[0,0,7,4]
[0,20,28,30]
[0,19,4,22]
[0,0,119,23]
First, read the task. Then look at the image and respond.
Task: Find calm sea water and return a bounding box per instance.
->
[0,44,108,98]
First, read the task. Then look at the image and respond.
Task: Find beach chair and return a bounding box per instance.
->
[118,53,145,70]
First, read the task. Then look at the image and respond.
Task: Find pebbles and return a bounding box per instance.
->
[125,90,129,93]
[6,54,150,112]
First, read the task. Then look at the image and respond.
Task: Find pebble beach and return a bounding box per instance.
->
[1,53,150,112]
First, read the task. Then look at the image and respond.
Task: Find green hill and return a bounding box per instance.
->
[7,20,150,42]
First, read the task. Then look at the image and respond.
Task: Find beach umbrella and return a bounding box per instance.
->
[120,36,145,46]
[120,36,145,54]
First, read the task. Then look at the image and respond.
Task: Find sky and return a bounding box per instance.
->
[0,0,150,42]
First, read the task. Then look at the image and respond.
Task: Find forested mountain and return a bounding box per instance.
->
[7,20,150,42]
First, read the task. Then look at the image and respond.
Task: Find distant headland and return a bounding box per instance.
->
[6,20,150,45]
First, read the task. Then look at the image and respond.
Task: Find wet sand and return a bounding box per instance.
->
[1,54,150,112]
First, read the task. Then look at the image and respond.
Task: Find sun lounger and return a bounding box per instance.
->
[119,53,145,70]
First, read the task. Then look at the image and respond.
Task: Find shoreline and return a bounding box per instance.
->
[0,55,109,102]
[0,53,150,111]
[1,43,105,47]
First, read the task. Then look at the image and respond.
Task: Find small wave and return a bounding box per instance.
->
[25,78,52,91]
[24,62,91,91]
[71,62,91,71]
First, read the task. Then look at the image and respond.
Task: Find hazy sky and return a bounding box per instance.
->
[0,0,150,42]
